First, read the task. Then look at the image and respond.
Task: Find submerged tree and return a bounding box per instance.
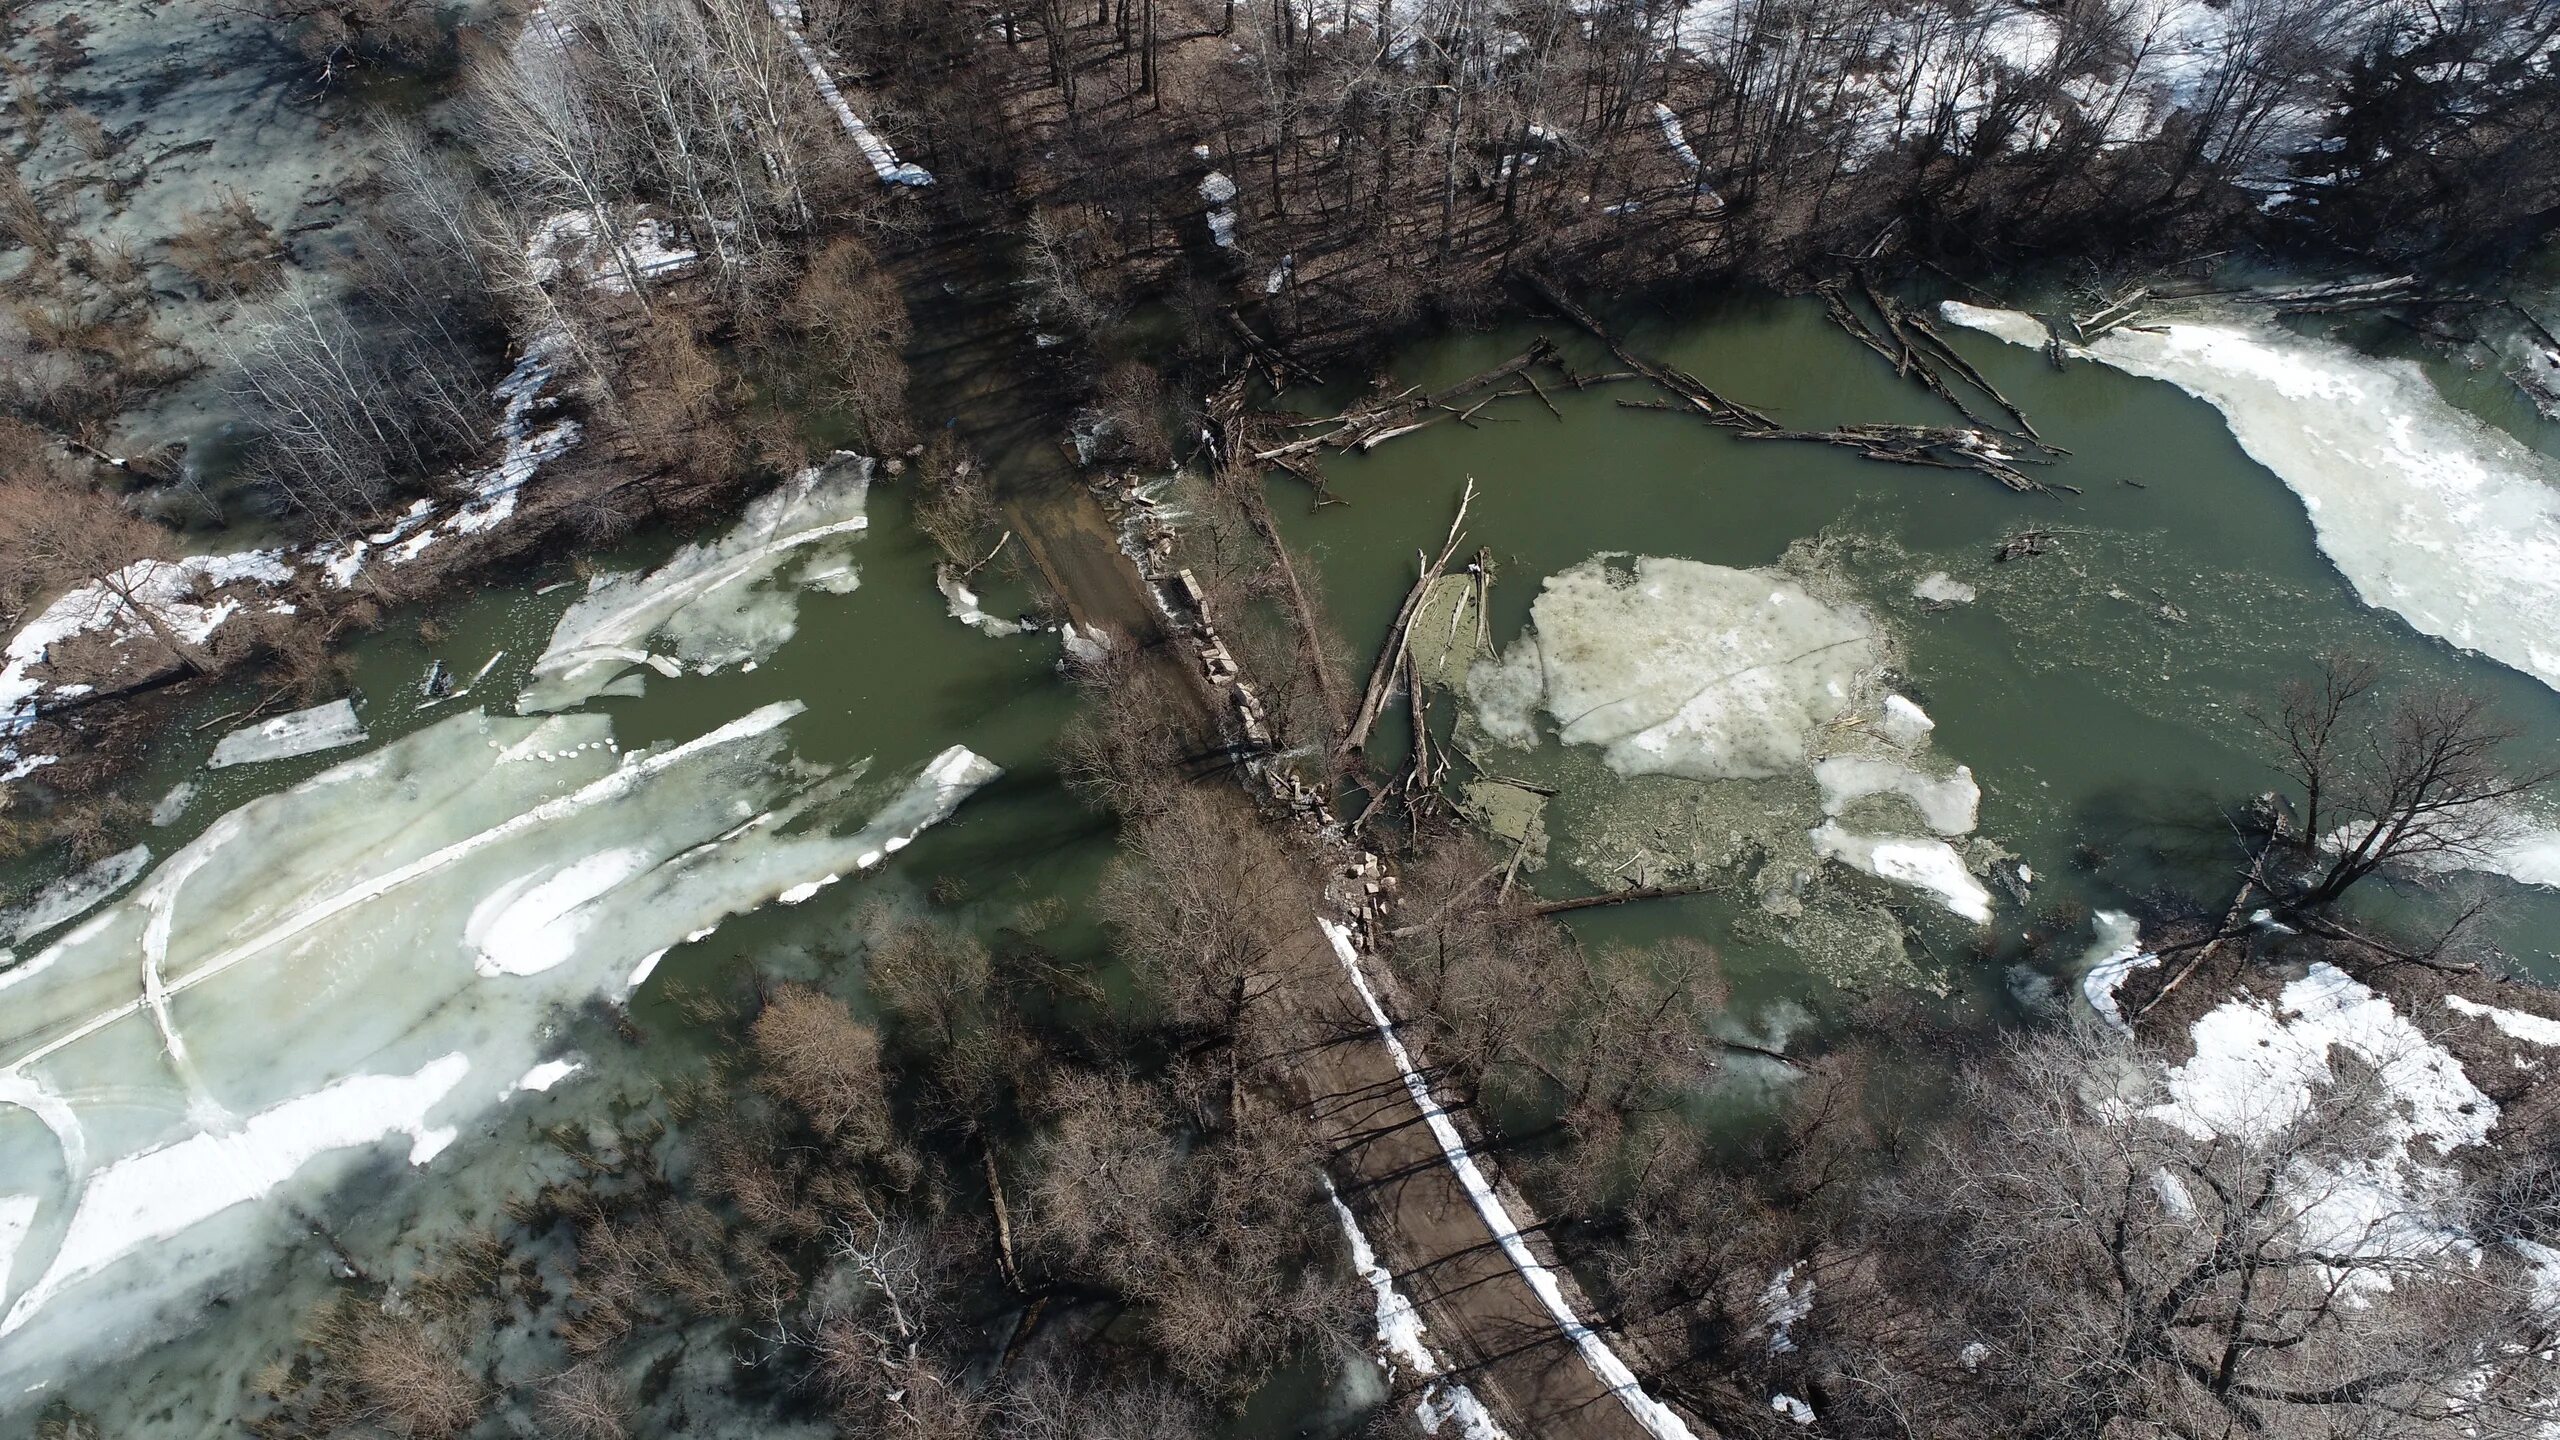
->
[2253,654,2556,908]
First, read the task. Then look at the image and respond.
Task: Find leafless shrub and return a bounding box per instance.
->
[789,233,914,451]
[752,982,893,1150]
[165,192,284,299]
[536,1363,631,1440]
[909,432,998,566]
[307,1301,487,1438]
[0,158,59,257]
[60,105,109,160]
[32,15,90,74]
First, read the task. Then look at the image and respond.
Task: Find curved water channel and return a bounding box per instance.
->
[4,279,2559,1429]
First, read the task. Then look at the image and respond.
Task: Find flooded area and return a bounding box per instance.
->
[1267,286,2560,1030]
[6,275,2560,1429]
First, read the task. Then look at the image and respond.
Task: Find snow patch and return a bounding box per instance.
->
[2446,994,2560,1047]
[1324,1179,1511,1440]
[2153,963,2497,1294]
[766,1,932,185]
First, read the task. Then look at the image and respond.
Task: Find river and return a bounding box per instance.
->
[4,278,2558,1430]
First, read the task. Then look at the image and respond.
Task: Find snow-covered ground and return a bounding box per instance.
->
[1,328,586,788]
[2152,962,2496,1295]
[1944,301,2560,698]
[765,0,932,186]
[0,702,998,1390]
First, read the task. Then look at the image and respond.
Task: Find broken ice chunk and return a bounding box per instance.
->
[2,844,151,948]
[1808,822,1993,922]
[206,698,367,770]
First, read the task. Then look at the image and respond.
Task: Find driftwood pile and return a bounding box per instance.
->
[1812,275,2068,492]
[1529,269,2066,496]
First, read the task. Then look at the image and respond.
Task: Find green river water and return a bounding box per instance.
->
[11,281,2560,1431]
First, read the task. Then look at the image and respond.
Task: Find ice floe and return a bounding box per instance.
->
[1813,755,1978,835]
[936,563,1032,638]
[1943,300,2560,695]
[507,1057,585,1094]
[0,703,997,1385]
[1469,555,1878,781]
[1,846,150,954]
[519,455,872,711]
[1911,570,1977,605]
[205,698,368,770]
[1808,823,1993,923]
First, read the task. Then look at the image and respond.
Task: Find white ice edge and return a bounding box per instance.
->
[0,1053,470,1334]
[2078,909,2157,1033]
[1940,299,2560,696]
[1324,1177,1511,1440]
[1,704,808,1080]
[1319,917,1700,1440]
[766,1,932,185]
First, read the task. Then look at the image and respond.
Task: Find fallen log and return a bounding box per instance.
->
[1342,480,1475,759]
[1523,271,1777,430]
[1739,424,2049,493]
[1258,341,1557,464]
[1529,882,1715,916]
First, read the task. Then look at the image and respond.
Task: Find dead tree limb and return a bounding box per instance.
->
[1342,479,1474,758]
[1523,271,1777,430]
[1528,882,1715,916]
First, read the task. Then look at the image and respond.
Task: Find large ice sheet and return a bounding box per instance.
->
[0,703,996,1386]
[519,457,872,712]
[1943,301,2560,695]
[1468,556,1879,781]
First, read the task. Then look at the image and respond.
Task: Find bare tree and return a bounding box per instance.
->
[2257,656,2557,907]
[752,981,895,1150]
[1829,1023,2555,1439]
[220,276,485,535]
[0,430,212,674]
